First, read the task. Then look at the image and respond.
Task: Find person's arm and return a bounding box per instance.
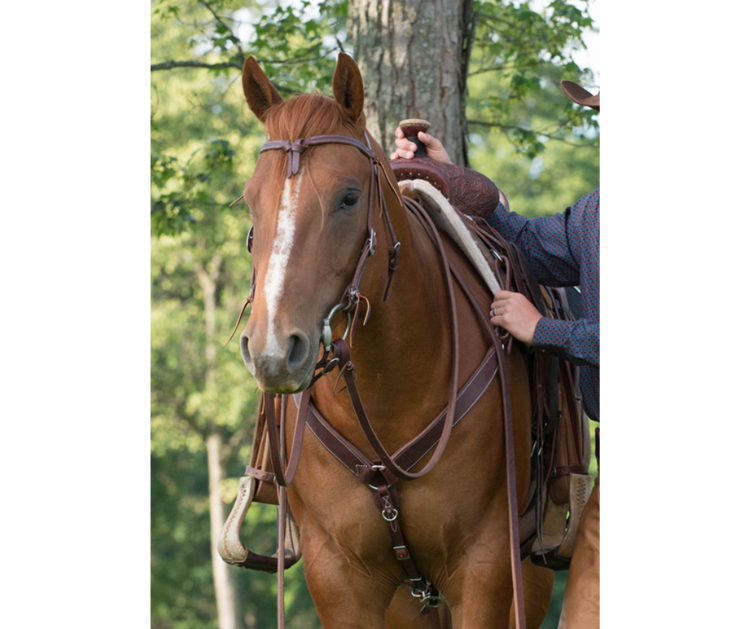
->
[487,203,583,288]
[489,291,598,368]
[488,191,600,360]
[533,316,599,368]
[396,129,599,368]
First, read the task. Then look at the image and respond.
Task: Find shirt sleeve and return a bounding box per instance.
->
[486,192,599,287]
[488,190,599,369]
[533,316,599,368]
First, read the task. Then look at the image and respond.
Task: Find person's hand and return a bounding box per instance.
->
[390,127,453,164]
[489,290,543,344]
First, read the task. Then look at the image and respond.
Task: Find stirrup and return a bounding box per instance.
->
[218,476,302,572]
[530,473,592,570]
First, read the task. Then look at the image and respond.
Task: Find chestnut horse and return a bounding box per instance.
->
[236,52,553,629]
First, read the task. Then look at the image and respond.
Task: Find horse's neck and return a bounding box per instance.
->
[312,170,456,447]
[358,207,452,374]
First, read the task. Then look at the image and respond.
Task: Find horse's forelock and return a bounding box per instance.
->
[265,93,359,142]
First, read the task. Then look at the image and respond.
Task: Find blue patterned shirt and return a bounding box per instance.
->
[487,190,600,422]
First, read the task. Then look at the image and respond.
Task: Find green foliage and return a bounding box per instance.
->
[250,1,344,93]
[151,141,236,236]
[152,447,217,629]
[151,0,598,233]
[468,0,598,162]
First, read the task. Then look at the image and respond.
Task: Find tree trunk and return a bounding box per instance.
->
[349,0,476,166]
[207,432,242,629]
[198,252,242,629]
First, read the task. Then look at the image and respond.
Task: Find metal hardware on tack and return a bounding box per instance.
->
[322,302,353,352]
[393,545,410,560]
[411,582,443,614]
[380,495,398,521]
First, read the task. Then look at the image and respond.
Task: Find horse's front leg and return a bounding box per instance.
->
[435,518,519,629]
[440,559,514,629]
[301,526,400,629]
[509,558,555,629]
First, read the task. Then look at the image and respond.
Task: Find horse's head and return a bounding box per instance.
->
[238,53,396,393]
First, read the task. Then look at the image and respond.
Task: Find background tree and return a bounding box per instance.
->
[151,1,598,627]
[349,0,475,165]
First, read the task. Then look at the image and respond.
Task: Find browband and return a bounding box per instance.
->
[261,135,377,179]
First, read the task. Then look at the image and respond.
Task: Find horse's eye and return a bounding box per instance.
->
[340,192,360,210]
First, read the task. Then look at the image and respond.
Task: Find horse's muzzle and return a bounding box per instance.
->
[239,327,315,394]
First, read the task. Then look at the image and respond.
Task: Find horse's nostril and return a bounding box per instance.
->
[287,333,309,370]
[239,333,255,374]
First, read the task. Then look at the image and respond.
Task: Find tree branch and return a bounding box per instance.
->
[468,61,541,77]
[151,59,242,72]
[467,119,598,147]
[198,0,246,65]
[175,405,209,439]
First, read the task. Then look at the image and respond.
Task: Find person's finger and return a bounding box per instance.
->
[418,131,436,146]
[494,290,513,299]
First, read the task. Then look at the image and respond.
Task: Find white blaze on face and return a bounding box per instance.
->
[262,167,305,358]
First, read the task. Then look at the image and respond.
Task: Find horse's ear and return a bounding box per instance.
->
[242,56,283,122]
[332,52,364,122]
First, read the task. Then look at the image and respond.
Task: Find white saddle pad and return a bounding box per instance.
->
[398,179,500,295]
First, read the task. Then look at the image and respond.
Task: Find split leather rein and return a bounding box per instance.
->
[236,131,528,629]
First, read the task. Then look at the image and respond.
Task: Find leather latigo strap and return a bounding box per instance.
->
[247,396,279,504]
[262,390,310,487]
